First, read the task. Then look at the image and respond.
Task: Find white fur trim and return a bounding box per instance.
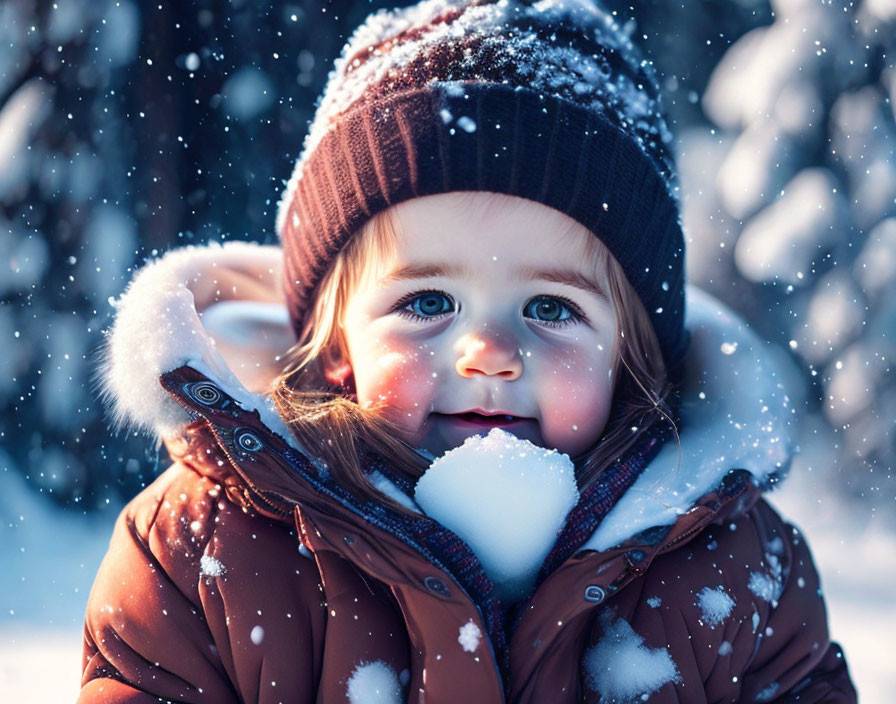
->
[97,241,299,446]
[583,286,796,551]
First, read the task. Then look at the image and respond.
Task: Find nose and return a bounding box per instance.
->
[455,329,524,380]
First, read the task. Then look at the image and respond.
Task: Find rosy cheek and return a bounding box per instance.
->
[538,347,615,453]
[355,338,437,423]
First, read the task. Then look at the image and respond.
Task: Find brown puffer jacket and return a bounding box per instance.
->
[80,364,856,703]
[80,244,856,703]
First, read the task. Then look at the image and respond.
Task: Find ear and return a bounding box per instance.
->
[318,332,357,392]
[323,361,354,388]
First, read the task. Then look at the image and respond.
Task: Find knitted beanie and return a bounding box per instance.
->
[277,0,688,370]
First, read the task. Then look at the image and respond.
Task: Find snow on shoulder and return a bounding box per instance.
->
[414,428,579,601]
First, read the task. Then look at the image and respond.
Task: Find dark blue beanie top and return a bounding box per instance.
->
[278,0,687,371]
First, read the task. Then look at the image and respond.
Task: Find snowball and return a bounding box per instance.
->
[583,613,680,700]
[250,625,264,645]
[414,428,578,601]
[200,554,226,579]
[696,586,735,628]
[346,661,403,704]
[458,621,482,653]
[718,641,733,656]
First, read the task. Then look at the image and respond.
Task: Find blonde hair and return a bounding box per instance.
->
[271,196,677,512]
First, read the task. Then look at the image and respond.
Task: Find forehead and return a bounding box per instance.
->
[381,192,602,274]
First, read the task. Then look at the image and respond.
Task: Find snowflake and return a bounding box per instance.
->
[200,554,226,579]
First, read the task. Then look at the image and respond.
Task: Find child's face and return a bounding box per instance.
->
[330,192,619,459]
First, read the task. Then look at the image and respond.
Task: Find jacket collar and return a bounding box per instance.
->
[99,242,796,547]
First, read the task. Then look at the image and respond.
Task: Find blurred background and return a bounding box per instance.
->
[1,0,893,699]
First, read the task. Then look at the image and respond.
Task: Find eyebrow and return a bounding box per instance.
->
[379,262,610,302]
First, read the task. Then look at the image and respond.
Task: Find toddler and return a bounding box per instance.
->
[81,0,857,702]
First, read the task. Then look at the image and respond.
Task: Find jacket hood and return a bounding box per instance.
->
[98,241,796,546]
[97,241,299,447]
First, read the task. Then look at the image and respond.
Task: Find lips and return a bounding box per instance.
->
[426,410,542,452]
[435,410,529,427]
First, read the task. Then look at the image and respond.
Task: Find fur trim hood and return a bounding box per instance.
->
[98,241,797,545]
[97,241,298,446]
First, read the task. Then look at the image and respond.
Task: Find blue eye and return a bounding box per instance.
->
[524,295,584,327]
[394,291,455,321]
[392,291,584,328]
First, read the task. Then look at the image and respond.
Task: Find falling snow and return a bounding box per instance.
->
[199,554,226,579]
[3,0,895,701]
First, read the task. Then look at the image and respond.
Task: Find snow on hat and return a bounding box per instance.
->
[277,0,687,369]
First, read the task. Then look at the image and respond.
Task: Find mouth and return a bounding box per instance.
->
[435,411,530,427]
[423,410,542,454]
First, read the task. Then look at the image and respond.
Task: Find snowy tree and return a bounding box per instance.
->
[1,0,402,507]
[686,0,895,507]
